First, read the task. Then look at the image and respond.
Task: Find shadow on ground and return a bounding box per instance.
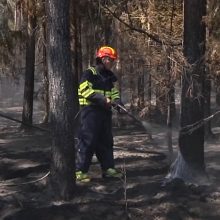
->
[1,126,220,219]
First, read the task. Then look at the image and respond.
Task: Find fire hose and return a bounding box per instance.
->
[0,104,155,188]
[3,103,216,188]
[0,111,50,132]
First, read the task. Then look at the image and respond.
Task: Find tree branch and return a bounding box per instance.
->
[101,4,182,47]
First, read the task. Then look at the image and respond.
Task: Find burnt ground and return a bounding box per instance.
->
[1,112,220,220]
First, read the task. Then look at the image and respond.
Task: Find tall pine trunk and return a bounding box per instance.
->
[167,0,208,184]
[22,0,36,126]
[137,64,145,109]
[204,70,213,138]
[46,0,77,200]
[42,19,50,124]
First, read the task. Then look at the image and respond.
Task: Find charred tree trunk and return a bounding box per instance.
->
[72,0,82,80]
[42,19,50,124]
[167,0,207,184]
[166,50,175,163]
[22,0,36,127]
[103,18,112,45]
[74,14,82,80]
[145,66,152,105]
[70,0,80,131]
[215,75,220,106]
[137,64,145,109]
[167,62,174,163]
[46,0,77,200]
[204,70,213,138]
[81,19,93,68]
[155,78,167,124]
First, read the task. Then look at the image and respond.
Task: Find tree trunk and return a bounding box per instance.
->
[204,70,213,138]
[167,0,208,184]
[215,76,220,106]
[167,99,173,164]
[166,51,175,163]
[82,19,92,68]
[46,0,77,200]
[71,0,80,132]
[22,0,36,127]
[145,66,151,105]
[104,18,112,45]
[42,19,50,124]
[72,0,82,81]
[167,80,174,164]
[155,75,167,124]
[137,63,145,109]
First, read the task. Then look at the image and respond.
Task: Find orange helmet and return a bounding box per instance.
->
[96,46,117,60]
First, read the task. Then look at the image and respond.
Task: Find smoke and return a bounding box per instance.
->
[141,121,152,132]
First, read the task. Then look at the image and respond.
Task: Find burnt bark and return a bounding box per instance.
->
[137,66,145,109]
[145,66,151,104]
[204,71,213,138]
[167,0,208,184]
[22,0,36,126]
[215,76,220,106]
[71,0,82,81]
[42,19,50,124]
[46,0,77,200]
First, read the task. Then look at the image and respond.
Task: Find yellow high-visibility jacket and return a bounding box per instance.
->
[78,66,120,107]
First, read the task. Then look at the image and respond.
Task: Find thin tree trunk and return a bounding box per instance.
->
[166,55,174,163]
[74,17,82,80]
[46,0,77,200]
[216,77,220,106]
[137,66,145,109]
[166,50,174,163]
[42,20,50,124]
[71,0,80,131]
[155,74,167,124]
[72,0,80,81]
[167,95,174,164]
[22,0,36,127]
[204,70,213,138]
[145,65,152,105]
[104,17,112,45]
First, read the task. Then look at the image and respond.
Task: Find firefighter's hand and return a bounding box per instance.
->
[112,99,127,114]
[105,97,112,109]
[117,105,127,114]
[111,99,121,108]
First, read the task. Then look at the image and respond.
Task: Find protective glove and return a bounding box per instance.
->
[112,99,127,114]
[88,94,112,110]
[104,97,112,109]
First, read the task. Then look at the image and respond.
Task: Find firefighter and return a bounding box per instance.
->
[76,46,123,182]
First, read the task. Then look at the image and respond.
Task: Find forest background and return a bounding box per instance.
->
[1,0,220,219]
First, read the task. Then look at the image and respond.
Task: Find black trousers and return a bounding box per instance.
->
[76,105,114,173]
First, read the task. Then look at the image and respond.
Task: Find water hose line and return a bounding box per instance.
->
[0,109,82,187]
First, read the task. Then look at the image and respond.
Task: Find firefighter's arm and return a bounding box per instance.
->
[111,87,122,107]
[78,79,110,108]
[111,87,120,101]
[88,93,111,108]
[111,87,126,113]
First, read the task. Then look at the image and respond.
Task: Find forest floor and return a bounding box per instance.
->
[1,108,220,220]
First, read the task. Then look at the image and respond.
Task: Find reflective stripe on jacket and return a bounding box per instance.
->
[78,66,120,106]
